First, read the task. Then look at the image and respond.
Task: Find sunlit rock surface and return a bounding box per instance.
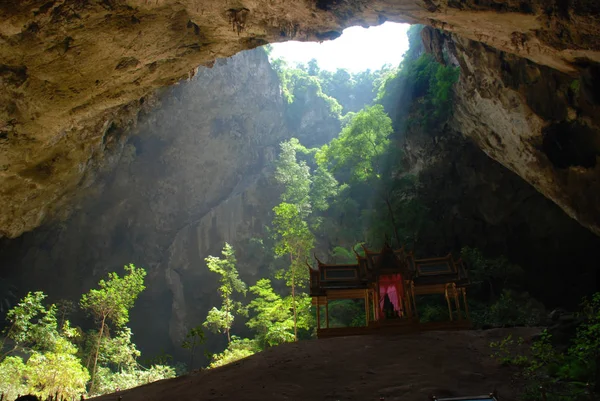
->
[441,30,600,236]
[1,0,600,237]
[0,48,342,358]
[1,49,289,357]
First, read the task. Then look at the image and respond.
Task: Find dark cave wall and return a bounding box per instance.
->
[398,28,600,308]
[404,128,599,308]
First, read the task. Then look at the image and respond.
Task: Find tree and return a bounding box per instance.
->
[98,327,140,371]
[181,326,205,372]
[26,337,90,400]
[460,247,524,301]
[203,243,247,343]
[80,264,146,393]
[1,291,60,358]
[307,58,320,76]
[317,105,405,244]
[271,138,337,341]
[246,279,295,348]
[0,293,90,400]
[272,202,313,341]
[274,138,312,214]
[0,356,27,400]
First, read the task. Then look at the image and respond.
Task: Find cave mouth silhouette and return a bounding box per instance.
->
[542,121,600,169]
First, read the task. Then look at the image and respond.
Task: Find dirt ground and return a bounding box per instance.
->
[92,328,541,401]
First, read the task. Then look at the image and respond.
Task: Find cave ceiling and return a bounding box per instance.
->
[1,0,600,238]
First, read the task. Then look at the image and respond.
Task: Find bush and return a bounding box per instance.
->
[490,293,600,401]
[0,356,28,400]
[94,365,176,394]
[486,290,545,328]
[209,337,260,368]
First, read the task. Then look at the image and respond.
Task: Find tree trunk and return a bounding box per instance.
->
[291,253,297,342]
[225,299,231,344]
[189,345,195,373]
[384,196,401,247]
[89,314,106,393]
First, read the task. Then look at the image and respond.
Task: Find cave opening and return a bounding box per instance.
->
[3,11,600,398]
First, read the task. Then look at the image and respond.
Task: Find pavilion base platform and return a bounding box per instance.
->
[316,319,473,339]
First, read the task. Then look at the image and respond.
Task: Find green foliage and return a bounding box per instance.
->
[461,247,545,328]
[181,325,205,371]
[275,138,312,214]
[570,79,580,95]
[330,244,364,264]
[272,60,342,121]
[262,44,273,56]
[80,263,146,393]
[417,301,449,323]
[327,299,366,328]
[311,166,339,212]
[98,327,140,370]
[487,290,545,328]
[377,48,460,131]
[0,266,179,398]
[0,315,89,400]
[271,56,393,123]
[80,264,147,330]
[318,66,394,113]
[203,243,247,343]
[273,203,313,264]
[319,105,392,182]
[94,364,176,394]
[489,334,528,366]
[489,294,600,401]
[209,337,259,368]
[2,291,60,356]
[461,247,525,298]
[246,279,295,348]
[271,138,337,341]
[204,308,234,335]
[0,356,27,400]
[570,293,600,363]
[26,337,90,399]
[317,104,429,246]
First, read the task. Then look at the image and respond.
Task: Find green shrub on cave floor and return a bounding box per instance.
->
[208,337,261,368]
[489,293,600,401]
[0,267,178,398]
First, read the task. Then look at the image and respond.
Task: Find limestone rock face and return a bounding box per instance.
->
[2,0,600,237]
[441,31,600,235]
[0,48,290,356]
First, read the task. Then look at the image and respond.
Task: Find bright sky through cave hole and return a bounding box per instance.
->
[269,22,410,72]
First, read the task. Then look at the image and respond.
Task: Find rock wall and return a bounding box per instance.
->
[449,31,600,236]
[400,28,600,305]
[2,0,600,238]
[403,125,599,307]
[0,46,342,359]
[0,48,291,358]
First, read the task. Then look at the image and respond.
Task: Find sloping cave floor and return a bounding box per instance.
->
[92,328,539,401]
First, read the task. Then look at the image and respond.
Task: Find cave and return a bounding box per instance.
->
[1,1,600,399]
